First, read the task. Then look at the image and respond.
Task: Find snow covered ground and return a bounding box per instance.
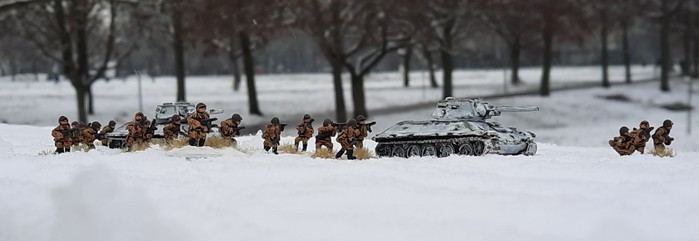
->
[2,66,699,241]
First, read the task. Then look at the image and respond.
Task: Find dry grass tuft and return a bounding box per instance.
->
[38,149,55,156]
[651,147,676,157]
[128,142,151,152]
[312,148,335,159]
[353,147,375,160]
[278,143,300,154]
[205,136,234,149]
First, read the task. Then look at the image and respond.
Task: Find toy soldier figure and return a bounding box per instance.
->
[315,119,336,151]
[652,119,674,152]
[142,116,155,143]
[99,120,116,146]
[81,121,101,149]
[220,113,244,146]
[336,119,361,159]
[70,121,82,148]
[295,114,314,152]
[263,117,284,154]
[126,112,148,148]
[355,115,376,149]
[609,126,635,156]
[163,115,182,142]
[628,120,654,154]
[187,103,211,147]
[51,116,73,154]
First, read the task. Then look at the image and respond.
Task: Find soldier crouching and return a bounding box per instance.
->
[263,117,283,154]
[220,113,244,146]
[294,114,314,152]
[652,119,674,152]
[51,116,73,154]
[609,126,635,156]
[81,121,101,150]
[628,120,653,154]
[315,119,336,150]
[126,112,148,148]
[335,119,360,159]
[187,102,210,147]
[163,115,182,143]
[99,120,116,146]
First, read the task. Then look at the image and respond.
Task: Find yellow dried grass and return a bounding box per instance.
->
[353,147,375,160]
[651,147,676,157]
[311,148,335,159]
[278,143,300,154]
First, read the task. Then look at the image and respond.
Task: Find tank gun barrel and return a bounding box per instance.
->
[494,106,540,112]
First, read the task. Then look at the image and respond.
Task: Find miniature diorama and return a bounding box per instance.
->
[372,98,539,158]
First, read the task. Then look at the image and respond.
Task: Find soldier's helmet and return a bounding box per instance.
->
[356,115,366,122]
[619,126,629,135]
[135,112,144,118]
[196,103,206,109]
[109,120,116,126]
[91,121,101,130]
[58,116,68,122]
[303,114,311,120]
[663,119,673,128]
[71,121,79,126]
[323,119,332,126]
[232,113,242,121]
[172,115,181,122]
[347,119,357,128]
[271,117,280,124]
[640,120,649,128]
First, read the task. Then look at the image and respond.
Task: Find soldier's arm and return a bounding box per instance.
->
[52,128,63,139]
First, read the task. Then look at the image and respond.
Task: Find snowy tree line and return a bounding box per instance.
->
[0,0,696,123]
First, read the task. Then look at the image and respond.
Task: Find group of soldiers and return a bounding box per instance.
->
[609,119,674,156]
[50,116,117,153]
[262,113,375,159]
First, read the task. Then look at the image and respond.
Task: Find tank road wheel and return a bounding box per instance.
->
[406,145,420,157]
[472,141,485,156]
[458,143,474,156]
[391,145,406,158]
[524,142,537,156]
[437,144,454,158]
[421,144,437,157]
[375,144,391,157]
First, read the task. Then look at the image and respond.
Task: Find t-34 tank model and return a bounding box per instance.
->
[106,102,224,148]
[372,98,539,157]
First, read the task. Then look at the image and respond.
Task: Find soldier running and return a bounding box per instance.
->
[315,119,336,151]
[609,126,635,156]
[220,113,244,146]
[263,117,284,154]
[294,114,314,152]
[336,119,361,159]
[81,121,101,149]
[628,120,654,154]
[652,119,674,153]
[163,115,183,142]
[126,112,148,148]
[99,120,116,146]
[355,115,375,149]
[187,103,211,147]
[51,116,73,154]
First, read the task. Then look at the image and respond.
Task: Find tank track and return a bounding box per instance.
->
[375,136,498,158]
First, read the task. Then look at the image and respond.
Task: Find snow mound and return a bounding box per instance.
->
[165,146,246,159]
[0,137,12,158]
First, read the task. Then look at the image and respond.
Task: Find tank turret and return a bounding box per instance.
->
[373,97,539,158]
[431,97,539,121]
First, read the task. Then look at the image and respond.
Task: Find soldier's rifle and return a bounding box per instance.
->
[60,128,80,139]
[196,118,219,132]
[363,121,377,133]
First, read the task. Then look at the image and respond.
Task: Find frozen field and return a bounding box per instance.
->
[2,66,699,241]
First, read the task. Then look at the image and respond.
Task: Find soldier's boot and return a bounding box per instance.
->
[198,139,206,147]
[347,150,356,160]
[264,146,271,152]
[65,147,71,153]
[302,144,308,152]
[188,138,197,146]
[335,149,345,159]
[272,146,279,155]
[55,148,64,154]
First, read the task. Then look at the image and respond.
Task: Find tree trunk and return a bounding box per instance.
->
[87,86,94,115]
[622,22,632,84]
[229,53,242,91]
[424,48,438,88]
[172,8,187,101]
[441,22,455,99]
[683,13,691,77]
[601,10,610,88]
[75,84,88,123]
[240,32,263,116]
[402,46,412,87]
[510,36,522,85]
[350,73,368,118]
[331,60,347,122]
[540,19,553,96]
[660,13,671,92]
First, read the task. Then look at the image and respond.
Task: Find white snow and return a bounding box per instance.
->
[1,66,699,241]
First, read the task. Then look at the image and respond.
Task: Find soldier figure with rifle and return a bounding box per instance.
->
[220,113,245,146]
[188,103,214,147]
[126,112,148,149]
[263,117,286,154]
[51,116,74,154]
[629,120,654,154]
[99,120,116,146]
[315,119,337,151]
[355,115,376,149]
[163,115,184,143]
[81,121,101,150]
[294,114,314,152]
[335,119,361,160]
[652,119,674,153]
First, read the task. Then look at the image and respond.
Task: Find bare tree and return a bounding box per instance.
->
[647,0,685,91]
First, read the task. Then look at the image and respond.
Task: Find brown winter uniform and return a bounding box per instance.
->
[263,124,281,149]
[70,124,82,146]
[220,119,241,145]
[628,128,651,154]
[163,123,181,141]
[81,128,97,147]
[609,134,634,156]
[51,124,73,149]
[295,122,314,146]
[356,124,369,148]
[315,125,336,150]
[187,112,210,139]
[99,125,115,145]
[337,126,361,151]
[126,120,147,146]
[652,127,670,151]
